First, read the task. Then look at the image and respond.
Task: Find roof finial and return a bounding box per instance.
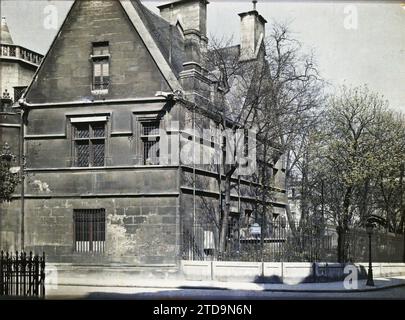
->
[252,0,257,11]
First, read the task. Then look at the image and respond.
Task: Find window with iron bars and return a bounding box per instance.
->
[141,121,160,165]
[73,209,105,253]
[73,122,106,167]
[91,42,110,91]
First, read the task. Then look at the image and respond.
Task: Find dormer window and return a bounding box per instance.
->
[91,42,110,93]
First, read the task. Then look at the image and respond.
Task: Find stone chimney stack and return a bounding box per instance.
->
[158,0,208,72]
[158,0,211,102]
[238,2,267,61]
[158,0,208,37]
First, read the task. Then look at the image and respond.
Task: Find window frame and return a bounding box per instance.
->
[141,120,161,165]
[13,86,27,102]
[91,41,110,92]
[73,209,106,254]
[72,120,107,168]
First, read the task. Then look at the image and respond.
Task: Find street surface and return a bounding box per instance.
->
[47,284,405,300]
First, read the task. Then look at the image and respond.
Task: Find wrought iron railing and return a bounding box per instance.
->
[183,219,405,263]
[0,251,46,298]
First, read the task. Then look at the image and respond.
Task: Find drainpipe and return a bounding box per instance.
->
[192,103,196,260]
[20,111,25,251]
[17,98,26,252]
[237,175,241,254]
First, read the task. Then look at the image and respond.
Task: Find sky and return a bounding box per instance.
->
[1,0,404,111]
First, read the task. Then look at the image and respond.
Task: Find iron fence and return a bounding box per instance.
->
[182,219,405,263]
[0,251,46,298]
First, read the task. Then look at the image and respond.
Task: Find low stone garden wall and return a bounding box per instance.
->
[180,260,405,283]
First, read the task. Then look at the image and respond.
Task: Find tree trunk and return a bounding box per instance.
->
[260,149,269,262]
[299,152,309,230]
[337,186,352,262]
[284,151,298,238]
[337,225,345,263]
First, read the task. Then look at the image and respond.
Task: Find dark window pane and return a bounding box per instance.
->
[93,211,106,241]
[142,121,160,165]
[142,121,160,136]
[92,123,105,137]
[92,42,109,55]
[144,140,159,165]
[93,141,105,167]
[102,76,110,88]
[76,141,89,167]
[75,124,90,138]
[94,46,109,55]
[73,209,106,253]
[13,86,27,102]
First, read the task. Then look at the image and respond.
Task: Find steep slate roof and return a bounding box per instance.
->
[130,0,185,78]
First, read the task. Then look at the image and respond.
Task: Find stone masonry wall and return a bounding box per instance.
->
[23,196,179,265]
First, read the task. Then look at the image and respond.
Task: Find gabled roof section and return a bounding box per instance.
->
[119,0,183,91]
[22,0,183,103]
[129,0,185,77]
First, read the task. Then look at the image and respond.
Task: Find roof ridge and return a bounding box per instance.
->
[137,0,171,25]
[129,0,185,78]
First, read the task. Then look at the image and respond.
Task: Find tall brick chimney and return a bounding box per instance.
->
[238,2,267,61]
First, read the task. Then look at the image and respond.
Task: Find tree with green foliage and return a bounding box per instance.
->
[0,144,20,202]
[298,85,405,262]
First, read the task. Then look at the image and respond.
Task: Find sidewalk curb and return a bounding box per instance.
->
[176,282,405,293]
[51,279,405,294]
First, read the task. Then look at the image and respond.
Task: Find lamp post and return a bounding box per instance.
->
[366,221,374,286]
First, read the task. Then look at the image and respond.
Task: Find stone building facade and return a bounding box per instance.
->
[0,0,287,267]
[0,16,43,252]
[0,16,43,159]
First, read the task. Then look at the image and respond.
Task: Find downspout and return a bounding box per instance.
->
[192,103,196,260]
[217,122,222,260]
[237,175,241,254]
[17,98,26,252]
[20,111,25,252]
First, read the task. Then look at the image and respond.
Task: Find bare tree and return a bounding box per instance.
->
[201,23,324,256]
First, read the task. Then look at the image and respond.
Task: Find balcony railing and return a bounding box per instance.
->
[0,44,43,66]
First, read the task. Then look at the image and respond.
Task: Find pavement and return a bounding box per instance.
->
[45,275,405,299]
